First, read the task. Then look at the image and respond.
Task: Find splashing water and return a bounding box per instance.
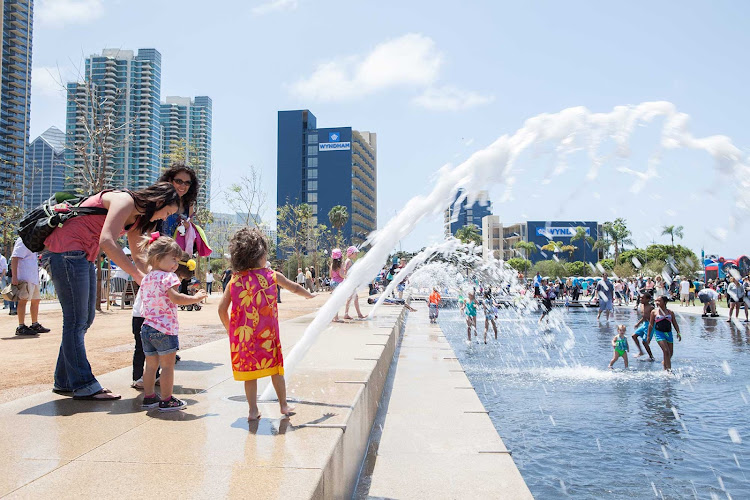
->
[262,101,750,400]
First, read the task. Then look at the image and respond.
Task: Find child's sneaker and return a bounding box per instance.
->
[142,394,160,409]
[159,396,186,412]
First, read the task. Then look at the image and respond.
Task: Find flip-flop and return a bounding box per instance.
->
[73,388,121,401]
[52,388,73,395]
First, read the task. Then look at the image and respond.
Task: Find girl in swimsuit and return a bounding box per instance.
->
[646,296,682,371]
[609,324,629,369]
[465,292,478,342]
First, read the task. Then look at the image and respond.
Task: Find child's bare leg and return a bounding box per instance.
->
[658,341,670,370]
[609,352,619,368]
[623,352,629,368]
[492,319,498,339]
[158,352,177,400]
[143,355,159,396]
[466,321,471,341]
[354,294,365,318]
[244,380,260,420]
[271,374,294,415]
[632,335,644,355]
[643,341,655,360]
[344,295,353,319]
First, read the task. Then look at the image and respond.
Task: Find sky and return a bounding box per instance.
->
[29,0,750,258]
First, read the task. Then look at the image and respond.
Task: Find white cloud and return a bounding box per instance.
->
[252,0,298,16]
[290,33,443,101]
[37,0,104,27]
[412,86,494,111]
[32,67,65,97]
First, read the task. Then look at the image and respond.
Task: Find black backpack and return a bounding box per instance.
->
[19,192,108,252]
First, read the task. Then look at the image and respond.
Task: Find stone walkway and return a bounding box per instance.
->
[367,311,533,499]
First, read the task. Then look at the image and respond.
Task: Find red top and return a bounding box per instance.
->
[429,291,441,305]
[44,191,119,262]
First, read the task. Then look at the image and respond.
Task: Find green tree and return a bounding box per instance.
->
[225,165,267,227]
[277,202,313,269]
[599,259,615,271]
[606,218,633,263]
[570,226,595,264]
[564,261,586,276]
[561,244,577,260]
[619,248,647,267]
[513,241,537,277]
[506,257,531,273]
[328,205,349,246]
[541,240,564,255]
[532,259,568,279]
[661,225,684,250]
[455,224,481,246]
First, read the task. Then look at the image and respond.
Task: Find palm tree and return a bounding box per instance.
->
[661,225,684,249]
[455,224,481,245]
[608,218,634,264]
[328,205,348,245]
[541,240,564,255]
[570,226,595,264]
[561,244,577,260]
[513,240,537,277]
[593,238,610,260]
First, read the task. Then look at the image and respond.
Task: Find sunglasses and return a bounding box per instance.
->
[173,178,192,187]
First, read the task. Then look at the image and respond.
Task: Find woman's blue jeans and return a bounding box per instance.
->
[49,251,102,397]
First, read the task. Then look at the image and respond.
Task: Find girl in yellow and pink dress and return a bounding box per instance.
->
[218,227,314,421]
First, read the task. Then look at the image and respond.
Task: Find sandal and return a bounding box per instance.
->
[73,388,122,401]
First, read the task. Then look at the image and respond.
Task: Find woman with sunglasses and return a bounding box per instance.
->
[158,163,199,239]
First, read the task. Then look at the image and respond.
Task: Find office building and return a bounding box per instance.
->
[444,189,491,238]
[277,109,377,247]
[25,125,65,209]
[487,220,600,264]
[160,95,212,209]
[65,48,162,193]
[0,0,33,205]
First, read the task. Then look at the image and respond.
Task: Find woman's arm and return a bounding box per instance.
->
[670,309,681,339]
[100,192,146,284]
[218,284,232,331]
[276,271,314,298]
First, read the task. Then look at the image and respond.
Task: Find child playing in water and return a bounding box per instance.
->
[609,324,629,369]
[482,288,498,343]
[646,296,682,371]
[631,292,655,361]
[428,286,441,323]
[465,292,478,341]
[218,228,315,421]
[139,234,207,411]
[343,246,366,320]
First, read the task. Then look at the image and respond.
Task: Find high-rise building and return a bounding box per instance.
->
[277,109,377,246]
[444,189,492,238]
[25,125,65,209]
[160,96,212,209]
[0,0,33,206]
[65,48,162,193]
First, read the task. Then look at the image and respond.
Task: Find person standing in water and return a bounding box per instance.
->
[465,292,478,342]
[609,324,629,369]
[646,296,682,371]
[596,273,614,321]
[482,288,498,342]
[632,292,655,361]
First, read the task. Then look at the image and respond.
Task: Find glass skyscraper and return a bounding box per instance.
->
[0,0,33,206]
[65,48,162,193]
[444,189,492,237]
[277,109,377,246]
[160,95,212,209]
[25,125,65,210]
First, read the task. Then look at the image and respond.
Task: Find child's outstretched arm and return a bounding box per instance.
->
[167,286,208,306]
[218,285,231,332]
[276,271,315,299]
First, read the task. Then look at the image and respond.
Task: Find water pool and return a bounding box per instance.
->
[439,306,750,499]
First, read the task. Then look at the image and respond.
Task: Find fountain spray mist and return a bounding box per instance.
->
[261,101,750,400]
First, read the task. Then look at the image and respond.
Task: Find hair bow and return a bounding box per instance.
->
[148,232,160,244]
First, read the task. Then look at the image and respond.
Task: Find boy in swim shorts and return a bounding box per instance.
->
[632,292,655,361]
[609,324,629,369]
[465,292,478,342]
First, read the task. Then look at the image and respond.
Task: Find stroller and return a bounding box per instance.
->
[179,276,203,311]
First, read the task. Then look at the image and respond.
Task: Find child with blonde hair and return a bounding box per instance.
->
[139,233,206,411]
[218,227,314,421]
[609,324,629,369]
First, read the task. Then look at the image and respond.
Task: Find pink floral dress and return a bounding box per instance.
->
[229,268,283,380]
